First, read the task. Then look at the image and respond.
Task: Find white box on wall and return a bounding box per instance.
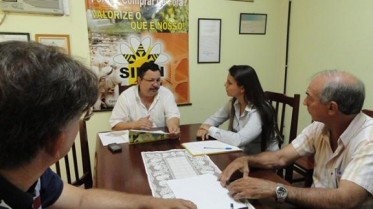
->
[0,0,65,15]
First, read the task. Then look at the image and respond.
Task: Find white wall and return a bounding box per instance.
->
[0,0,288,169]
[186,0,288,125]
[287,0,373,130]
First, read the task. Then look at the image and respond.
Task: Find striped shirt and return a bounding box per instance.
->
[292,112,373,195]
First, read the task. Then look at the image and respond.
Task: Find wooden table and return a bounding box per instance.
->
[95,124,298,209]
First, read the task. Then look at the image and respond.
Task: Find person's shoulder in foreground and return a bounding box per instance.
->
[218,69,372,209]
[0,41,196,209]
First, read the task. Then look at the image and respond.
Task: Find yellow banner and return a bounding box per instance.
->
[85,0,189,111]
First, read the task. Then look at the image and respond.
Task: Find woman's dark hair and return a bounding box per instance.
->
[228,65,276,151]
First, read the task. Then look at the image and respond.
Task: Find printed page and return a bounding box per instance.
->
[141,149,221,197]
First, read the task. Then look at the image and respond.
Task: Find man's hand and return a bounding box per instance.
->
[168,126,180,134]
[56,183,197,209]
[166,117,180,137]
[218,156,250,187]
[135,116,153,129]
[150,198,197,209]
[227,176,277,200]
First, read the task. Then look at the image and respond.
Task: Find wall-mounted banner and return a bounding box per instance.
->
[85,0,189,111]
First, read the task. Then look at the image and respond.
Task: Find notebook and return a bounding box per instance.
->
[182,140,242,156]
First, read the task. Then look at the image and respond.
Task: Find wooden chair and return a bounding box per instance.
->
[265,91,300,147]
[118,84,136,94]
[264,91,300,181]
[291,154,315,187]
[53,120,93,189]
[362,109,373,117]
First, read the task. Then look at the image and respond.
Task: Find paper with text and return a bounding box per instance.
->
[98,130,129,146]
[141,149,221,197]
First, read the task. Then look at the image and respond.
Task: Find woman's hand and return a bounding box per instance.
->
[196,124,211,140]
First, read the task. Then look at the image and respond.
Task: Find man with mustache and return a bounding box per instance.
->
[110,61,180,135]
[0,41,196,209]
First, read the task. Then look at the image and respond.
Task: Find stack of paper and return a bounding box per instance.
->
[182,140,242,156]
[167,174,254,209]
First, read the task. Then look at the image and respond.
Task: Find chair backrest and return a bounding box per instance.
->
[264,91,301,146]
[362,109,373,117]
[118,84,136,94]
[53,120,93,189]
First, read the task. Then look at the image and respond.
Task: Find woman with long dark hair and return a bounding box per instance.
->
[197,65,279,154]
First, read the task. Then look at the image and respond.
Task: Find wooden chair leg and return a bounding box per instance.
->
[305,172,313,187]
[277,168,284,178]
[285,165,294,183]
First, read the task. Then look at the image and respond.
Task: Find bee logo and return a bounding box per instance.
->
[114,36,168,84]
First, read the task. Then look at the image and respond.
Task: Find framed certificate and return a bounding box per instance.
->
[197,18,221,63]
[35,34,71,54]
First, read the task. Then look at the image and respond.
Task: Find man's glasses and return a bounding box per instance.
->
[142,77,162,85]
[80,107,94,121]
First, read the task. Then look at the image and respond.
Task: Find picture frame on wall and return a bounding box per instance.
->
[35,34,71,55]
[197,18,221,63]
[0,32,30,42]
[239,13,267,35]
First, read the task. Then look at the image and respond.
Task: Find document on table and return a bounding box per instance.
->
[98,130,129,146]
[182,140,242,156]
[142,149,221,198]
[167,174,254,209]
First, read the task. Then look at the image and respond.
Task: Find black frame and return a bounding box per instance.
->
[239,13,267,35]
[197,18,221,63]
[0,32,30,42]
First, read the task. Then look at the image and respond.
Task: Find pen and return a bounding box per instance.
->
[203,147,232,150]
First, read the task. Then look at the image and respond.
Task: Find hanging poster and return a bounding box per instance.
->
[85,0,189,111]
